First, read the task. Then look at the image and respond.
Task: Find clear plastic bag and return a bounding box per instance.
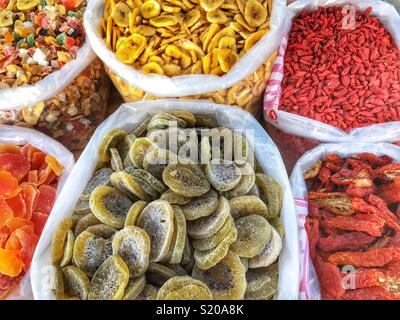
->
[84,0,286,118]
[0,124,75,300]
[31,99,300,300]
[290,142,400,300]
[263,0,400,170]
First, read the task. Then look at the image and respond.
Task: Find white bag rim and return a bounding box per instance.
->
[84,0,286,97]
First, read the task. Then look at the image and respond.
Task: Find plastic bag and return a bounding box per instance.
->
[263,0,400,171]
[0,124,75,300]
[290,141,400,300]
[31,99,300,300]
[84,0,286,118]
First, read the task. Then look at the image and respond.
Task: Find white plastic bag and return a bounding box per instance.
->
[0,40,95,110]
[0,125,75,300]
[290,142,400,300]
[31,99,300,300]
[84,0,286,98]
[263,0,400,161]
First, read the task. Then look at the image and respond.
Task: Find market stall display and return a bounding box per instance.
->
[264,0,400,171]
[0,124,74,300]
[0,0,110,151]
[85,0,286,118]
[291,142,400,300]
[30,100,299,300]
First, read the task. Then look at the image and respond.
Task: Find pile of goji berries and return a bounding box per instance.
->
[305,153,400,300]
[280,6,400,131]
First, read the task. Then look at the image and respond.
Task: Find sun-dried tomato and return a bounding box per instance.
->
[376,164,400,181]
[313,254,345,299]
[353,153,393,168]
[318,232,376,253]
[321,214,384,237]
[379,177,400,204]
[308,192,354,216]
[305,217,319,260]
[328,247,400,268]
[342,287,400,300]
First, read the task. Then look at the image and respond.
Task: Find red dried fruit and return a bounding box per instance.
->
[0,171,20,199]
[20,184,38,221]
[15,229,39,271]
[305,217,319,260]
[376,164,400,181]
[6,193,27,218]
[31,152,46,170]
[321,214,384,237]
[308,192,354,216]
[34,185,56,215]
[318,232,376,253]
[0,153,30,181]
[5,218,34,233]
[0,145,20,154]
[342,287,400,300]
[379,177,400,204]
[354,269,400,291]
[0,233,8,248]
[328,247,400,268]
[31,212,48,235]
[313,255,345,299]
[0,198,14,229]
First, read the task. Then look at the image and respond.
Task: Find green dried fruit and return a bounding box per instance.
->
[60,230,75,267]
[110,148,123,171]
[52,218,73,263]
[192,216,234,251]
[98,129,127,162]
[80,168,113,200]
[62,265,90,300]
[248,227,282,268]
[245,263,278,300]
[160,189,192,205]
[229,196,269,219]
[130,137,155,169]
[110,171,151,201]
[205,161,241,192]
[146,262,178,287]
[222,163,255,199]
[181,189,219,220]
[157,276,212,300]
[165,205,186,264]
[136,284,158,300]
[74,214,101,236]
[124,200,148,227]
[255,173,283,218]
[122,275,146,300]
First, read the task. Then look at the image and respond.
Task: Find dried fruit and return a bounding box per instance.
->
[205,161,241,192]
[192,250,246,300]
[146,262,178,287]
[88,255,129,300]
[136,200,174,262]
[157,276,212,300]
[136,284,158,300]
[245,263,278,300]
[181,189,218,220]
[229,195,269,219]
[248,227,282,268]
[160,189,192,205]
[255,174,282,218]
[231,215,271,258]
[111,171,150,201]
[122,275,146,300]
[62,266,90,300]
[223,163,255,199]
[165,206,186,264]
[98,129,127,162]
[124,200,148,227]
[52,218,73,263]
[60,230,75,267]
[112,226,150,278]
[192,216,234,251]
[74,213,101,236]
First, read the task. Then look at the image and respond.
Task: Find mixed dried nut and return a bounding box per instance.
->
[0,143,63,299]
[50,110,284,300]
[0,0,86,87]
[305,152,400,300]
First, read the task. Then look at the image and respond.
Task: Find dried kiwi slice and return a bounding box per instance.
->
[85,224,117,239]
[110,171,151,201]
[194,227,237,270]
[181,189,219,221]
[245,263,278,300]
[143,148,180,180]
[248,227,282,268]
[124,200,148,227]
[192,250,246,300]
[230,215,271,258]
[88,255,130,300]
[165,206,187,264]
[122,275,146,300]
[74,198,91,214]
[52,218,73,263]
[205,161,241,192]
[146,263,178,287]
[89,186,133,228]
[125,168,167,194]
[229,196,269,219]
[98,129,127,162]
[160,189,192,205]
[80,168,113,200]
[74,214,101,236]
[130,137,155,169]
[157,276,212,300]
[136,284,158,300]
[136,200,175,262]
[60,230,75,267]
[110,148,123,171]
[163,163,210,197]
[187,197,230,239]
[255,173,283,218]
[222,163,255,199]
[112,226,150,278]
[192,216,234,251]
[62,265,90,300]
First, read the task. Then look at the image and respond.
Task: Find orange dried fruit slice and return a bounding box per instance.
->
[0,144,20,154]
[35,185,56,215]
[0,197,14,228]
[5,217,34,233]
[0,171,20,199]
[28,170,38,184]
[5,231,21,251]
[20,144,40,162]
[31,152,46,170]
[16,228,39,271]
[6,193,27,218]
[45,155,63,177]
[0,153,31,181]
[21,184,38,220]
[0,248,24,277]
[31,212,48,235]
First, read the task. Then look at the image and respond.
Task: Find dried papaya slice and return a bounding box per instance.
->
[80,168,113,201]
[112,226,151,278]
[98,129,128,162]
[20,144,40,162]
[20,184,38,220]
[5,217,34,233]
[0,197,14,228]
[122,275,146,300]
[62,265,90,300]
[0,153,30,181]
[187,197,230,239]
[45,155,63,177]
[194,227,237,270]
[31,152,46,170]
[0,232,8,248]
[6,193,27,218]
[35,185,56,215]
[230,215,271,258]
[88,255,130,300]
[28,171,38,184]
[0,144,20,154]
[0,248,24,277]
[31,212,48,235]
[89,186,133,228]
[0,171,20,199]
[192,250,246,300]
[5,231,21,251]
[136,200,175,262]
[16,228,39,271]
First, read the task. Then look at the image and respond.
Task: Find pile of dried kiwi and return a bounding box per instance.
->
[51,110,284,300]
